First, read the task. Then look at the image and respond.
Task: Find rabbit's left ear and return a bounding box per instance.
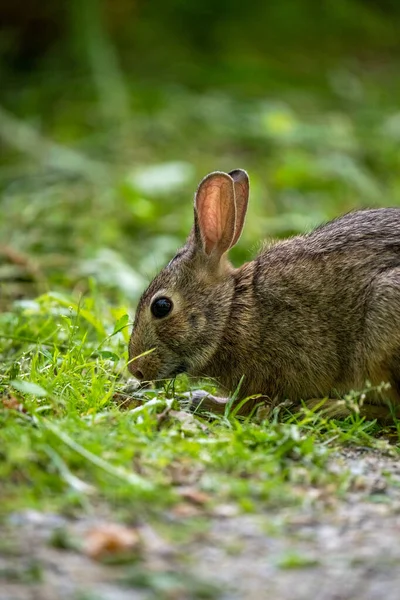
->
[229,169,249,248]
[194,171,236,259]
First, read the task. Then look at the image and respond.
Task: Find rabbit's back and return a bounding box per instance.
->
[308,208,400,254]
[238,208,400,403]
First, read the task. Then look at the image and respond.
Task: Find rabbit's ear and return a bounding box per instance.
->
[194,172,236,258]
[229,169,249,248]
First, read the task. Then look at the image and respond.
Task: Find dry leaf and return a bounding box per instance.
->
[83,523,141,560]
[178,487,211,506]
[1,395,25,412]
[171,503,203,518]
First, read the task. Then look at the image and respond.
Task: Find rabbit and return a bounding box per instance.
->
[128,169,400,419]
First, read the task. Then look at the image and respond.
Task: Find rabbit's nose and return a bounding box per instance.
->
[132,368,144,381]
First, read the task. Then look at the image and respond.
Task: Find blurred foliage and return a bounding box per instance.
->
[1,0,400,308]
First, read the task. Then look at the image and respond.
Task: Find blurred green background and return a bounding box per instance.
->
[1,0,400,308]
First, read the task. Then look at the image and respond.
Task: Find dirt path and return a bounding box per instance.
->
[1,448,400,600]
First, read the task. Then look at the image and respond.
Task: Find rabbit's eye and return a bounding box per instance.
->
[151,297,173,319]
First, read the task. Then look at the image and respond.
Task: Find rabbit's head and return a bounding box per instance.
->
[128,169,249,384]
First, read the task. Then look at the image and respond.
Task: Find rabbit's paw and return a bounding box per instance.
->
[181,390,228,415]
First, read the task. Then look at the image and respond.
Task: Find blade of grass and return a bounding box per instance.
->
[40,417,154,492]
[224,376,245,418]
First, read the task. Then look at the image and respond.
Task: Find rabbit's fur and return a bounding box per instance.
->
[129,169,400,418]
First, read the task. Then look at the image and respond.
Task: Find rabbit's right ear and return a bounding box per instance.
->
[193,172,236,260]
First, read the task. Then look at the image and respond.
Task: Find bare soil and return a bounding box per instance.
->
[2,447,400,600]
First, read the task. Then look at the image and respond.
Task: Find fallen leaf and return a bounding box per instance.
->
[1,395,25,412]
[178,487,211,506]
[83,523,141,560]
[171,503,203,518]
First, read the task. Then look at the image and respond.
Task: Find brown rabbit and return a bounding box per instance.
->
[128,169,400,419]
